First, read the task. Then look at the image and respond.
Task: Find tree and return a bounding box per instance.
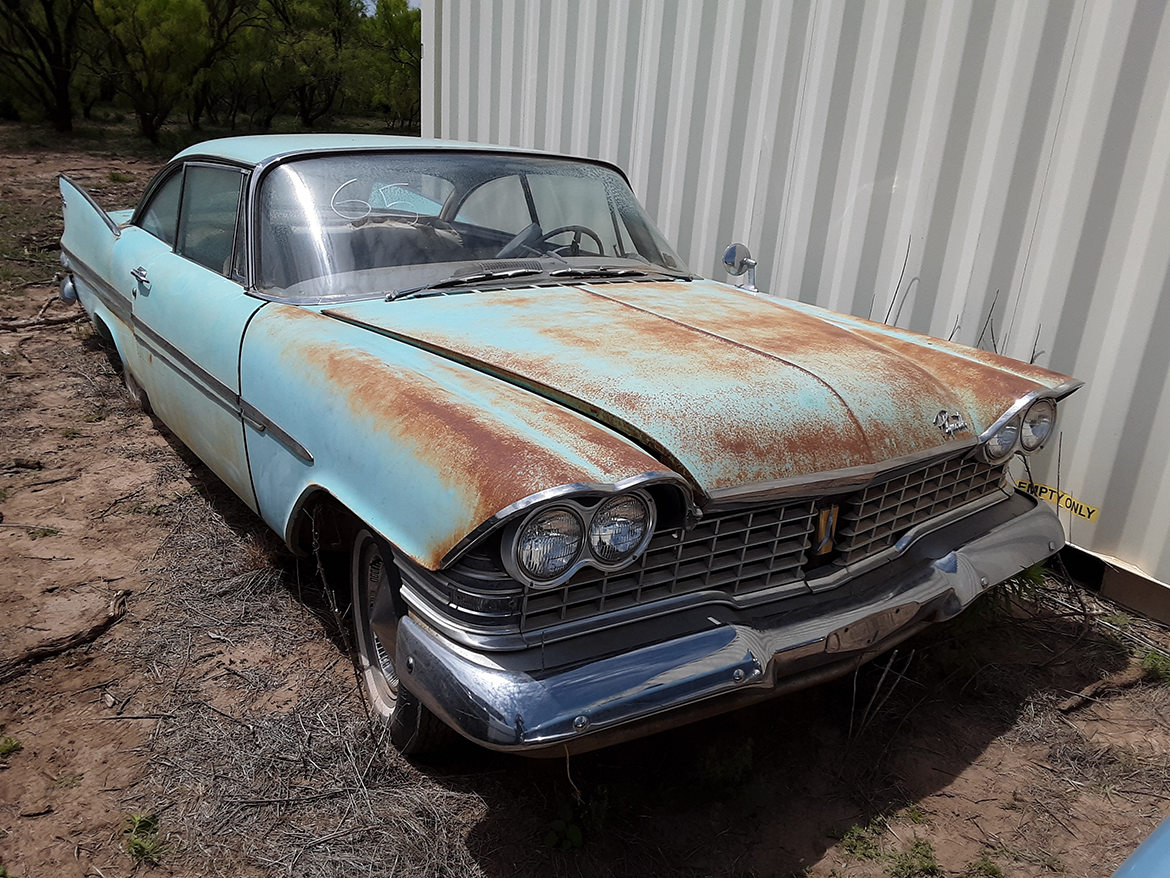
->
[93,0,255,140]
[360,0,419,129]
[0,0,94,131]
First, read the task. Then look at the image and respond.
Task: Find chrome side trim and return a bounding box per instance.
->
[132,315,240,413]
[438,470,694,568]
[62,246,131,324]
[978,379,1085,443]
[705,439,979,507]
[240,399,314,462]
[60,175,120,237]
[131,316,313,463]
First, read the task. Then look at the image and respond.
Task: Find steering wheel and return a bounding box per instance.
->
[539,225,605,257]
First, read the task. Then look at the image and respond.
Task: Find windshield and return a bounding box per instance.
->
[256,151,688,301]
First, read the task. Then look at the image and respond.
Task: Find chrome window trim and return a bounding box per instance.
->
[439,471,694,569]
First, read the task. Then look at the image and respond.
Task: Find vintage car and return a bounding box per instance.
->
[59,134,1080,756]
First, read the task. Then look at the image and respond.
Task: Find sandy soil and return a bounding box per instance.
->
[2,131,1169,878]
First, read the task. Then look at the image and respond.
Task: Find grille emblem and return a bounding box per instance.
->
[933,410,969,439]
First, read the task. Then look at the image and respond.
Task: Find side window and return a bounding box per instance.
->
[138,170,183,246]
[455,176,531,234]
[177,164,246,275]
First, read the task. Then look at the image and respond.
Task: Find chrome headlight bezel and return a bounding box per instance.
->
[979,416,1020,462]
[502,490,657,589]
[1020,399,1057,452]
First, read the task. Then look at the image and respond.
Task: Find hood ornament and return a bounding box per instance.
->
[934,410,970,439]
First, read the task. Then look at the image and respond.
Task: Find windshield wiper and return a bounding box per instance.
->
[388,267,542,301]
[549,265,693,282]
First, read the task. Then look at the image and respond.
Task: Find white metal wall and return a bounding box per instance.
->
[422,0,1170,586]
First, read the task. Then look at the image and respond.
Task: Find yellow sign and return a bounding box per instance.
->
[1016,480,1100,522]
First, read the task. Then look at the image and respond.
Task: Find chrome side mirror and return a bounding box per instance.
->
[723,242,758,292]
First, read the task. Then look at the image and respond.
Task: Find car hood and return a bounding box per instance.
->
[323,280,1077,499]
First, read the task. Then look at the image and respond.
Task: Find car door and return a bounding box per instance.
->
[120,161,264,511]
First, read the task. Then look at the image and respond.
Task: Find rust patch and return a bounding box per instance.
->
[292,339,663,566]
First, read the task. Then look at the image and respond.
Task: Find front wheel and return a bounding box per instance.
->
[351,528,454,755]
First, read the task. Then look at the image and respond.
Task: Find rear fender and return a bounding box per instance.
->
[58,176,134,358]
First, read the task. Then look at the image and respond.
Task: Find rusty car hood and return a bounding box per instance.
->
[323,280,1076,498]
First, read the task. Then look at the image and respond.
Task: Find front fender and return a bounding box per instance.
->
[239,304,672,569]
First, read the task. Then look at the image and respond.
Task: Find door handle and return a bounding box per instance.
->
[130,266,149,297]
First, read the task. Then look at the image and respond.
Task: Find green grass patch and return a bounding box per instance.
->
[0,736,22,757]
[108,171,133,183]
[27,525,60,540]
[1141,651,1170,685]
[61,427,82,438]
[123,812,168,866]
[963,853,1003,877]
[839,818,886,861]
[888,840,943,877]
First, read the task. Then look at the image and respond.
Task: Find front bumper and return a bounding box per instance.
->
[395,493,1063,755]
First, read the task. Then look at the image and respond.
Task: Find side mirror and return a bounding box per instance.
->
[722,242,758,292]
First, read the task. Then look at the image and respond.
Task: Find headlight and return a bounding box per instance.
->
[589,494,650,564]
[982,418,1020,461]
[516,507,583,582]
[1020,399,1056,452]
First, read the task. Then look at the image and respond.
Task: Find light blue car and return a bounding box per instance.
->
[1115,815,1170,876]
[59,134,1081,756]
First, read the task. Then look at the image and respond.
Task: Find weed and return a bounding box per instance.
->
[1102,612,1136,628]
[123,812,168,866]
[108,171,133,183]
[840,818,885,861]
[83,408,106,423]
[888,839,942,877]
[0,736,21,757]
[544,804,584,851]
[0,488,7,502]
[129,502,163,516]
[964,853,1003,877]
[901,805,928,825]
[692,738,754,795]
[54,772,83,788]
[0,863,8,877]
[27,526,60,540]
[61,426,82,438]
[1141,651,1170,685]
[1042,854,1066,872]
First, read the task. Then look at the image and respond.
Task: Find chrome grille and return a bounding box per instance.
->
[833,456,1007,565]
[520,500,816,631]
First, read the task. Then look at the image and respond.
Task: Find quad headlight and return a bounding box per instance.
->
[982,418,1020,461]
[515,507,584,582]
[507,490,656,587]
[1020,399,1056,452]
[588,494,650,564]
[980,397,1058,461]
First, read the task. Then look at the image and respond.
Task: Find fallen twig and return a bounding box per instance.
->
[0,591,127,683]
[0,312,87,331]
[1058,665,1147,713]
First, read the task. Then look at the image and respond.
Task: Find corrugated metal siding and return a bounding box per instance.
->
[422,0,1170,586]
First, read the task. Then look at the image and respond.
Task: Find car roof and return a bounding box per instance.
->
[173,134,565,168]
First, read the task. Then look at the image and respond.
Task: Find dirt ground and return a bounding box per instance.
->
[2,126,1170,878]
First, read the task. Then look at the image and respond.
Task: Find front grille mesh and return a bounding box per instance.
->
[833,456,1007,564]
[516,452,1008,632]
[521,500,816,631]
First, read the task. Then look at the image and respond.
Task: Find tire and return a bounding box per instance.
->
[350,528,455,756]
[124,368,152,415]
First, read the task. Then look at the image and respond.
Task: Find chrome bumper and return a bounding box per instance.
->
[395,495,1063,755]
